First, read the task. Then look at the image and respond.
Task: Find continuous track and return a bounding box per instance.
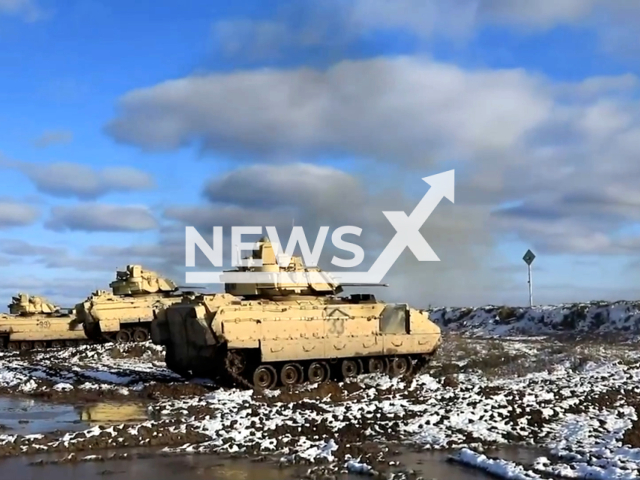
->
[0,324,152,351]
[210,349,435,390]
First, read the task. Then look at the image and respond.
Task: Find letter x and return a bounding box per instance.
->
[382,211,438,262]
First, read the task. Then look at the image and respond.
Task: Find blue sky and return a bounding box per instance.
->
[2,0,640,308]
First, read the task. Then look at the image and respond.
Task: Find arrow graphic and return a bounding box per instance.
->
[365,170,455,283]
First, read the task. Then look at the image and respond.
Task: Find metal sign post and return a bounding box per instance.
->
[522,249,535,307]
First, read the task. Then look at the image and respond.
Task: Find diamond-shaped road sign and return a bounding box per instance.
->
[523,249,536,265]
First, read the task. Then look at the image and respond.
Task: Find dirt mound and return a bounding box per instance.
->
[255,380,364,404]
[138,382,215,399]
[108,344,164,361]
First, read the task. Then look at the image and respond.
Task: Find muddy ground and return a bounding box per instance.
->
[1,335,639,479]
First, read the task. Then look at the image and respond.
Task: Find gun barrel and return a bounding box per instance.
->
[341,283,388,287]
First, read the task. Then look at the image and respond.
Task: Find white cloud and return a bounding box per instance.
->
[0,157,155,200]
[345,0,603,37]
[0,0,45,21]
[0,200,39,228]
[213,19,295,59]
[106,56,551,165]
[208,1,640,59]
[553,74,640,100]
[0,238,65,257]
[105,55,640,267]
[32,130,73,148]
[204,163,365,213]
[0,275,105,309]
[467,0,598,28]
[160,162,501,306]
[45,204,158,232]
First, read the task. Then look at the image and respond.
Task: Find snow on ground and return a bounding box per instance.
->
[450,448,542,480]
[0,342,183,395]
[428,301,640,338]
[0,337,638,479]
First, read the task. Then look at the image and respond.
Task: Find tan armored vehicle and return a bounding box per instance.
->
[0,293,87,350]
[79,402,150,426]
[76,265,196,344]
[151,237,442,388]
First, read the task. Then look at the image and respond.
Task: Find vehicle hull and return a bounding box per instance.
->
[152,294,442,388]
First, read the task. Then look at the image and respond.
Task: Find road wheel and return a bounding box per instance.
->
[341,359,359,379]
[65,340,76,347]
[389,356,410,377]
[280,363,302,386]
[115,329,131,343]
[253,365,277,389]
[368,357,385,374]
[7,342,19,351]
[20,342,32,351]
[132,328,149,342]
[33,341,46,350]
[51,340,64,349]
[308,362,328,383]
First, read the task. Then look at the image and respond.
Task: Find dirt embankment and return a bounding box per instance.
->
[429,302,640,339]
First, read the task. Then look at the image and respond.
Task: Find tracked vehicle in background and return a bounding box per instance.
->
[0,293,87,350]
[151,237,442,389]
[78,402,151,426]
[76,265,196,344]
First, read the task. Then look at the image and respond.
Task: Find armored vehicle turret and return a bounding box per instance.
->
[76,265,196,343]
[151,237,442,388]
[9,293,61,316]
[109,264,179,296]
[0,293,87,350]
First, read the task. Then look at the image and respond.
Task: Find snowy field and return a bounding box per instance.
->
[1,303,640,479]
[428,301,640,339]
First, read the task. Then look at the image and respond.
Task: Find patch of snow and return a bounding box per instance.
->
[345,457,375,475]
[428,302,640,338]
[450,448,542,479]
[53,382,74,391]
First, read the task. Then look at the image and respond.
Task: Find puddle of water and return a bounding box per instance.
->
[393,449,495,480]
[390,444,549,480]
[0,449,505,480]
[0,397,85,435]
[483,445,549,465]
[1,452,312,480]
[0,397,153,436]
[0,443,547,480]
